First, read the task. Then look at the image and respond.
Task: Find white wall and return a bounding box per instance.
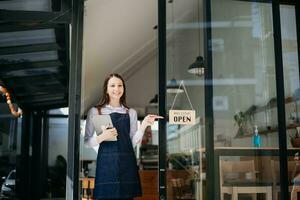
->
[126,57,158,113]
[48,118,68,166]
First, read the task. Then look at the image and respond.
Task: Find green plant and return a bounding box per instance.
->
[290,127,300,147]
[168,153,191,170]
[234,111,249,128]
[234,111,249,136]
[290,127,300,139]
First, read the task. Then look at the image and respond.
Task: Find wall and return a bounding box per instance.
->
[48,118,68,166]
[126,57,158,116]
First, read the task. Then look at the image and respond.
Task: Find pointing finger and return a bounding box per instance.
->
[148,115,164,119]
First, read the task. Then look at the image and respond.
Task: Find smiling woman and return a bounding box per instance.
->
[83,73,162,200]
[79,1,161,199]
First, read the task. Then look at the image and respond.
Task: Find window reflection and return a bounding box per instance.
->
[0,103,20,199]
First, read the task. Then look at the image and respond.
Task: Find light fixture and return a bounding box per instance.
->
[166,0,184,94]
[167,78,184,94]
[188,0,205,76]
[149,94,158,106]
[188,56,205,76]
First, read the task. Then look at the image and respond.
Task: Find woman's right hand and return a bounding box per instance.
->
[140,114,164,132]
[96,128,118,143]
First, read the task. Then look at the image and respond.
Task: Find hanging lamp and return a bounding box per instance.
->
[149,94,158,106]
[167,78,184,94]
[188,56,205,76]
[166,0,184,94]
[188,0,205,76]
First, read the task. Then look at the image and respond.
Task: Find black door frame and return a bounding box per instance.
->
[67,0,84,199]
[158,0,167,200]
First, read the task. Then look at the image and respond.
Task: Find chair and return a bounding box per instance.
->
[271,160,300,200]
[220,160,272,200]
[291,185,300,200]
[81,178,95,200]
[171,178,195,200]
[89,178,95,198]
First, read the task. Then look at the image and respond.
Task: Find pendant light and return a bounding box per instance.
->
[188,56,204,75]
[149,94,158,106]
[188,0,205,76]
[167,0,184,94]
[167,78,184,94]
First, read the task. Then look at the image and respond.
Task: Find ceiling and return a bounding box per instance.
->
[81,0,197,114]
[81,0,158,114]
[0,0,71,110]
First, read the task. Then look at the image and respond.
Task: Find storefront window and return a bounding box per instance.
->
[281,4,300,198]
[164,0,300,199]
[166,0,204,199]
[211,0,279,199]
[47,108,68,198]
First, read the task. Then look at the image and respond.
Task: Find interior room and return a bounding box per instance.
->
[0,0,299,199]
[79,1,159,199]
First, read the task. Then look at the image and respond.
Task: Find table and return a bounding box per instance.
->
[213,147,300,199]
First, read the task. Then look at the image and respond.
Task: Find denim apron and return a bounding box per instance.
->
[94,112,142,199]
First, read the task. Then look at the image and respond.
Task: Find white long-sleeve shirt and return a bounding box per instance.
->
[84,104,144,148]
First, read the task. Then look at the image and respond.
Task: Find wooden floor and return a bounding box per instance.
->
[135,170,158,200]
[79,170,191,200]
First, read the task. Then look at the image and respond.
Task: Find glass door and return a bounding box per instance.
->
[209,1,280,199]
[165,0,205,199]
[280,2,300,200]
[162,0,296,199]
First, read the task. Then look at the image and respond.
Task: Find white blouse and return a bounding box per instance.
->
[84,104,144,148]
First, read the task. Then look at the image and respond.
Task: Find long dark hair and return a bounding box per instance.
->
[96,73,129,113]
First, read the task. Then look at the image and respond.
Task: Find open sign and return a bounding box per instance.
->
[169,110,196,125]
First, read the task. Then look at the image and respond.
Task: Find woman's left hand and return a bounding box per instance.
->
[140,114,164,131]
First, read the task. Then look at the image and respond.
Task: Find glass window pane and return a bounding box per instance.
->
[0,103,20,199]
[281,4,300,198]
[211,0,280,199]
[0,29,56,47]
[0,0,52,11]
[0,51,58,62]
[166,0,204,199]
[281,5,300,137]
[47,116,68,198]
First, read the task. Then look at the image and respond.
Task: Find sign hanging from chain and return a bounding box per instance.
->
[169,81,196,125]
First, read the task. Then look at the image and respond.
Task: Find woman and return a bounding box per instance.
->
[84,73,162,200]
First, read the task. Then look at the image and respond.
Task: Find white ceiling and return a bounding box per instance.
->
[81,0,197,115]
[81,0,158,114]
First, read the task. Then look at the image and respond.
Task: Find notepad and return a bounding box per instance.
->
[90,115,117,141]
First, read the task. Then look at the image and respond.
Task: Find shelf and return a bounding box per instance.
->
[235,123,300,138]
[244,96,294,115]
[141,159,158,163]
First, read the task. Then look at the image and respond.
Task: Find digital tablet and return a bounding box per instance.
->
[90,115,117,141]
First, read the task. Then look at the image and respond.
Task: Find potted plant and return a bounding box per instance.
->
[234,111,248,136]
[290,127,300,147]
[168,153,191,170]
